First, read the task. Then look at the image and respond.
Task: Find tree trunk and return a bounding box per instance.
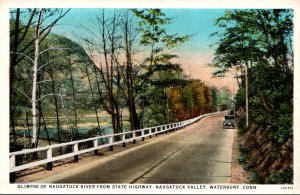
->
[60,86,74,141]
[9,9,20,145]
[31,9,43,148]
[86,65,102,134]
[36,61,51,146]
[123,13,140,131]
[49,69,62,144]
[68,52,78,140]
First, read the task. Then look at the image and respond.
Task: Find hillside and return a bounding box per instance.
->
[237,108,293,184]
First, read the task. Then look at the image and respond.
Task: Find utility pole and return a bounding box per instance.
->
[232,87,235,116]
[245,65,249,127]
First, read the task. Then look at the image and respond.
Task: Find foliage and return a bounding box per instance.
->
[132,9,193,126]
[238,144,252,171]
[212,9,293,143]
[250,172,263,184]
[266,170,293,184]
[167,79,221,122]
[212,9,293,184]
[237,116,246,135]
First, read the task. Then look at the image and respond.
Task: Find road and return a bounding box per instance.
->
[37,113,234,184]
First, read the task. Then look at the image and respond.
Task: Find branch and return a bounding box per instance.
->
[36,93,66,102]
[17,9,71,56]
[37,80,52,84]
[37,59,54,72]
[260,94,277,117]
[14,86,31,100]
[19,9,37,43]
[39,46,72,56]
[10,52,34,63]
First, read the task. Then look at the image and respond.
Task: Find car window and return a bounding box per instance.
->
[225,115,235,120]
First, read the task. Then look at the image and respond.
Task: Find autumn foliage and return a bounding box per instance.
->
[168,79,216,121]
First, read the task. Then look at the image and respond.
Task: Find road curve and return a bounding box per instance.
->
[37,113,234,184]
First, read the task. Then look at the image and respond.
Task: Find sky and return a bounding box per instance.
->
[52,8,237,91]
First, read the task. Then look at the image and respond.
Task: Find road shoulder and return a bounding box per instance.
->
[230,129,251,184]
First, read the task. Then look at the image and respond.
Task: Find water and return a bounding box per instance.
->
[14,116,130,141]
[16,125,130,142]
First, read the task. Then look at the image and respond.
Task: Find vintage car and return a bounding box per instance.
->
[223,115,235,129]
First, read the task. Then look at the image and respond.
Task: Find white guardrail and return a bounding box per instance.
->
[9,111,226,175]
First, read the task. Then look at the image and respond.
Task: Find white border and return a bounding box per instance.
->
[0,0,299,194]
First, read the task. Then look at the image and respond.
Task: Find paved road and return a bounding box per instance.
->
[38,113,234,184]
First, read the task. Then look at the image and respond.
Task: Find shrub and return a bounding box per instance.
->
[266,170,293,184]
[237,116,247,135]
[238,144,250,154]
[273,114,293,143]
[238,144,252,171]
[250,172,263,184]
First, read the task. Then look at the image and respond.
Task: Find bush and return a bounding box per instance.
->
[237,116,247,135]
[250,172,263,184]
[238,144,250,154]
[238,144,252,171]
[273,114,293,143]
[238,155,247,165]
[266,170,293,184]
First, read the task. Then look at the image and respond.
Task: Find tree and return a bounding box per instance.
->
[132,8,191,126]
[119,10,141,131]
[81,9,124,134]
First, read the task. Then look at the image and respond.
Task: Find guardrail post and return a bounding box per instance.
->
[142,130,145,141]
[155,127,158,137]
[46,148,53,170]
[133,131,136,144]
[10,172,16,183]
[94,139,99,156]
[9,155,16,183]
[74,143,79,162]
[122,134,126,147]
[109,136,114,151]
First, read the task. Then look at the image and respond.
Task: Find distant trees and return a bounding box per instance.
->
[167,80,215,121]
